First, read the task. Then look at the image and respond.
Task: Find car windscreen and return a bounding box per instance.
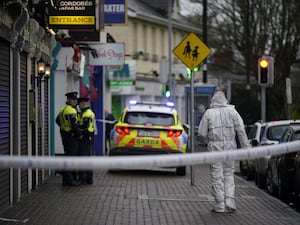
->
[267,125,290,141]
[124,112,175,126]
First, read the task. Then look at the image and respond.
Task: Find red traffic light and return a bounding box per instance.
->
[259,59,269,68]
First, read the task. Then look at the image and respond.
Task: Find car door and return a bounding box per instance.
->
[272,128,292,186]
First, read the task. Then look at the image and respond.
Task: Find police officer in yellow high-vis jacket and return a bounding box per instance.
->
[77,97,96,184]
[55,92,82,186]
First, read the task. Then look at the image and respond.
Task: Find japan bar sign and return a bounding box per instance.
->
[48,0,96,29]
[89,43,125,66]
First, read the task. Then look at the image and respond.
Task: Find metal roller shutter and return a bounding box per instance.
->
[38,81,42,183]
[31,59,37,189]
[44,81,49,178]
[0,38,11,214]
[20,52,28,195]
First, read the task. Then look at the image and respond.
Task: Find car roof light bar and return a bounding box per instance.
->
[128,101,175,108]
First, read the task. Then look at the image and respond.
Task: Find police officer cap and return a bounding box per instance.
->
[65,92,78,99]
[77,97,90,103]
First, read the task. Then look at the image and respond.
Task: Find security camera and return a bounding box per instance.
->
[139,49,144,56]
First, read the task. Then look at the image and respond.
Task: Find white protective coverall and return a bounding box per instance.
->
[198,91,249,212]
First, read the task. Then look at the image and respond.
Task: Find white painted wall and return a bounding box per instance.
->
[54,47,80,154]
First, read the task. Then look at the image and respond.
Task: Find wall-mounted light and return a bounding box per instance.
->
[44,63,51,78]
[35,58,51,81]
[37,58,46,75]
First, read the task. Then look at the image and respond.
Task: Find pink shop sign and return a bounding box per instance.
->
[89,43,125,66]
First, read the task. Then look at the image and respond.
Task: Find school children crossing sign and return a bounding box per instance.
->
[172,32,211,70]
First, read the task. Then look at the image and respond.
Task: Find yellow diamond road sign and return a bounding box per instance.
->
[172,32,211,70]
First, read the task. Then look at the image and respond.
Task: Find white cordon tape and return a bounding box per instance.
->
[0,141,300,170]
[96,119,115,124]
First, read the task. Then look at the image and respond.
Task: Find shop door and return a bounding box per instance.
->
[0,38,11,213]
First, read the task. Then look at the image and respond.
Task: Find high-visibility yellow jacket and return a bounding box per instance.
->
[55,103,81,137]
[78,107,95,136]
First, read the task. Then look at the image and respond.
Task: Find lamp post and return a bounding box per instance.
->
[35,58,51,87]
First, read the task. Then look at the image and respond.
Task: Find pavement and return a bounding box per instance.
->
[0,163,300,225]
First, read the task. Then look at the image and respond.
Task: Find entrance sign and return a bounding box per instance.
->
[172,32,211,70]
[89,43,125,66]
[48,0,96,30]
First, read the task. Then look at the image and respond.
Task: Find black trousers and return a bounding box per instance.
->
[61,132,79,183]
[78,136,94,183]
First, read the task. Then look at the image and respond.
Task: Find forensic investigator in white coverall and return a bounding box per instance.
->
[198,90,249,213]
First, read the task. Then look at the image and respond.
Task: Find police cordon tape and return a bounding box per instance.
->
[1,141,300,170]
[96,119,115,124]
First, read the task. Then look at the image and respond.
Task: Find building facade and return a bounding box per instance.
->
[0,0,55,214]
[104,0,203,121]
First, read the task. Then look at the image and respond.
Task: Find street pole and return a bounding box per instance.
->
[286,77,292,119]
[261,86,266,122]
[190,70,195,185]
[100,0,104,31]
[246,0,251,124]
[202,0,207,83]
[100,0,106,155]
[168,0,173,100]
[246,0,250,89]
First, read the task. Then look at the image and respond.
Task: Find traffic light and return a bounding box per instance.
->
[258,57,274,85]
[186,66,199,79]
[165,85,171,98]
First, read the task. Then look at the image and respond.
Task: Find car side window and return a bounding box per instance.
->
[267,125,290,141]
[293,131,300,141]
[260,126,266,141]
[281,129,291,142]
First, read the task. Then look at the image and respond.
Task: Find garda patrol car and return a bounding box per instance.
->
[109,101,189,175]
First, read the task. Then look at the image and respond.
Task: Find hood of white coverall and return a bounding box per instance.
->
[210,91,228,108]
[198,91,249,151]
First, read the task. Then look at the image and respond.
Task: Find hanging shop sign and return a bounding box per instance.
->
[105,60,136,86]
[104,0,128,25]
[48,0,96,29]
[89,43,125,66]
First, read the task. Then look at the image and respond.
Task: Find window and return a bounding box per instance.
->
[281,129,291,142]
[247,125,258,139]
[124,112,174,126]
[293,131,300,141]
[267,125,290,141]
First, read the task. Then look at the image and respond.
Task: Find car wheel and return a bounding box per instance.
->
[278,172,288,202]
[176,167,186,176]
[294,169,300,212]
[266,169,276,196]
